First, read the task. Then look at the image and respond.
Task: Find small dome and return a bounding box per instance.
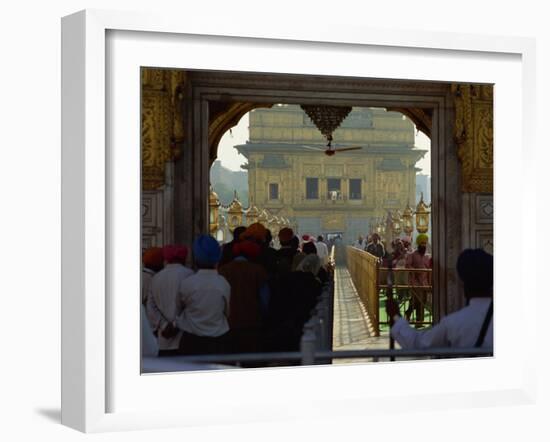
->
[209,187,220,206]
[416,193,430,214]
[228,191,243,213]
[403,204,414,218]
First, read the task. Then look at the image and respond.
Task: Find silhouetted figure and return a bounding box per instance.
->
[218,240,268,355]
[219,225,247,267]
[387,248,493,350]
[265,255,322,356]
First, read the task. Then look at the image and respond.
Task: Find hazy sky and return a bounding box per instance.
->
[217,111,431,176]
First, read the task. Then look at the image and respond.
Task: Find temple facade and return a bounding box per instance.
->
[235,105,427,244]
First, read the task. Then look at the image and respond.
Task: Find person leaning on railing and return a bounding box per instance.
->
[386,248,493,350]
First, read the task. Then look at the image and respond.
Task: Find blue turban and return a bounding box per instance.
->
[193,234,221,266]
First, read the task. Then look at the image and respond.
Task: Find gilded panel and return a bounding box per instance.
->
[141,68,187,190]
[142,89,173,190]
[452,84,493,193]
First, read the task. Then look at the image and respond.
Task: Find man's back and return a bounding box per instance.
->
[391,297,493,349]
[218,260,268,329]
[176,269,230,337]
[148,263,194,349]
[315,241,329,265]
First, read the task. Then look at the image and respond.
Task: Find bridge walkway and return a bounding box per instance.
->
[332,264,390,364]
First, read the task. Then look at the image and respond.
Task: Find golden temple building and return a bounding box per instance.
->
[235,105,427,244]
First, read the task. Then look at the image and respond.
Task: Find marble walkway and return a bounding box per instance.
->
[332,265,391,364]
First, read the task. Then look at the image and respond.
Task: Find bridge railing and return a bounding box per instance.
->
[378,267,433,328]
[346,246,380,336]
[346,246,434,333]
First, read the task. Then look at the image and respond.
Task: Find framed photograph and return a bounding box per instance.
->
[62,9,536,433]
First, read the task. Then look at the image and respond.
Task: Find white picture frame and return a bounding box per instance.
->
[61,9,537,433]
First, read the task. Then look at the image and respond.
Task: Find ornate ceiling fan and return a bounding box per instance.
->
[300,104,364,156]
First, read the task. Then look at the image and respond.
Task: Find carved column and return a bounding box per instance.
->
[453,84,494,258]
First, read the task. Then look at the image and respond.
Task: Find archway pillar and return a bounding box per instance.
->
[175,83,209,248]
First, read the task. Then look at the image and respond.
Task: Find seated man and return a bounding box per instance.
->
[386,248,493,350]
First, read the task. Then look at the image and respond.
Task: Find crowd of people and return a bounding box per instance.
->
[353,232,493,351]
[141,223,333,363]
[353,232,433,324]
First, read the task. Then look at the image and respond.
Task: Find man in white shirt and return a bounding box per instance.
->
[352,235,365,250]
[314,235,329,267]
[386,248,493,350]
[146,244,194,355]
[175,235,231,355]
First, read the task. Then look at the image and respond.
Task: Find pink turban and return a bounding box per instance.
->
[162,244,189,264]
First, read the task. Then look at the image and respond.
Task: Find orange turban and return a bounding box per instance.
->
[142,247,163,271]
[242,222,267,242]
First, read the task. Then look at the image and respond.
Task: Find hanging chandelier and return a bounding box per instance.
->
[300,104,352,147]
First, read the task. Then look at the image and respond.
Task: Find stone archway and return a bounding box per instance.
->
[141,68,493,318]
[179,71,460,320]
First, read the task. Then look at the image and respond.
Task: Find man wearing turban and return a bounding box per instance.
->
[386,249,493,350]
[275,228,300,275]
[146,245,194,355]
[241,222,267,243]
[265,253,323,355]
[218,240,269,357]
[404,234,432,326]
[219,225,247,267]
[141,247,163,306]
[174,235,231,355]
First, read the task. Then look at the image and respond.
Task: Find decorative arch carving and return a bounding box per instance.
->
[386,107,432,138]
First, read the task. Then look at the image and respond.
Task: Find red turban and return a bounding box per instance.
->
[278,227,294,243]
[162,244,188,264]
[232,240,261,260]
[302,234,310,241]
[142,247,163,271]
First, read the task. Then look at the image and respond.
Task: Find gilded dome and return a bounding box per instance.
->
[209,187,220,206]
[228,191,243,213]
